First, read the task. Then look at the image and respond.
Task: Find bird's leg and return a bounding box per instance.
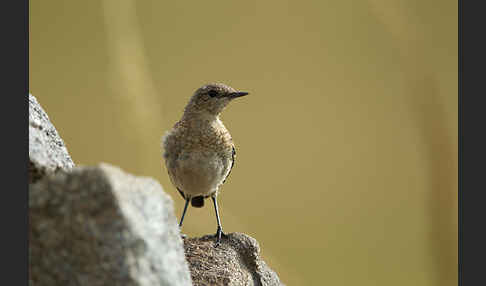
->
[179,198,190,239]
[211,195,227,247]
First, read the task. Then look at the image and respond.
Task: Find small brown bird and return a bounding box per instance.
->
[161,83,248,246]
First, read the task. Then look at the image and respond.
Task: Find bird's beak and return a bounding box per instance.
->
[228,91,249,98]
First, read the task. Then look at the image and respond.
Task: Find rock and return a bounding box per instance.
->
[184,233,284,286]
[29,163,193,286]
[29,93,75,183]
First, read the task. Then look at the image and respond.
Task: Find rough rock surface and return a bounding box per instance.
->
[184,233,283,286]
[29,93,74,183]
[29,163,192,286]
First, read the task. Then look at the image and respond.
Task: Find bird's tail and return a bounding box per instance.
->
[191,196,204,208]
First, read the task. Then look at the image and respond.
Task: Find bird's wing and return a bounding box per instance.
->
[222,145,236,184]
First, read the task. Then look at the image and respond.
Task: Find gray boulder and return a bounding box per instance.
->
[184,233,284,286]
[29,93,74,183]
[29,163,193,286]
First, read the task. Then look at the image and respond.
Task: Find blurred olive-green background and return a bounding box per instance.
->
[30,0,457,285]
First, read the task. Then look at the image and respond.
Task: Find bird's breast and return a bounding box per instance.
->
[166,150,231,197]
[163,118,234,197]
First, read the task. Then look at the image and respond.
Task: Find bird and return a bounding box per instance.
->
[161,83,248,246]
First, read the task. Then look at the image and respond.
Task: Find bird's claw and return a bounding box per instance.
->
[214,227,227,247]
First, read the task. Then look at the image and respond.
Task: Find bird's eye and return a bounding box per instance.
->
[208,90,218,97]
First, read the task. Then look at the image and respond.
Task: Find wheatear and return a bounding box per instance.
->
[162,83,248,246]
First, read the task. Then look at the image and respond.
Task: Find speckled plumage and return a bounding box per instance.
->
[161,83,248,245]
[162,115,234,198]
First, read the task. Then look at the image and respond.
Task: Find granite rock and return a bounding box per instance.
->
[29,163,193,286]
[29,93,74,183]
[184,233,283,286]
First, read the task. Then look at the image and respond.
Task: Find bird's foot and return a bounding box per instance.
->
[214,227,227,247]
[180,233,187,240]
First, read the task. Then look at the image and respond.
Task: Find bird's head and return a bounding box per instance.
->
[184,83,248,117]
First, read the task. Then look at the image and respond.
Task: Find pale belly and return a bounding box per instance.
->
[167,151,230,197]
